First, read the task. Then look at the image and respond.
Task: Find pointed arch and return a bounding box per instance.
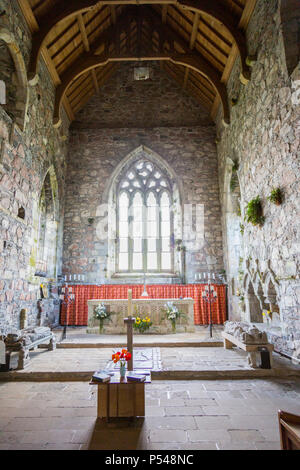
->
[0,27,29,131]
[105,145,183,279]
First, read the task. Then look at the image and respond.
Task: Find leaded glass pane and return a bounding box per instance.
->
[119,221,128,237]
[161,252,171,270]
[162,237,170,252]
[147,252,157,270]
[133,253,143,270]
[147,220,157,237]
[161,206,170,221]
[161,192,170,206]
[133,238,142,252]
[119,238,128,252]
[119,253,128,270]
[148,238,156,252]
[133,221,142,237]
[161,221,170,237]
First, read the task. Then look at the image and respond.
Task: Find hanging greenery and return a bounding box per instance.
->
[267,187,283,205]
[245,196,264,226]
[230,161,239,192]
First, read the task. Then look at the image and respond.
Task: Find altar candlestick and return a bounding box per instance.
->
[128,289,132,317]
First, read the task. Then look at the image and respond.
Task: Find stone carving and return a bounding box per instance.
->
[224,321,268,344]
[5,326,56,370]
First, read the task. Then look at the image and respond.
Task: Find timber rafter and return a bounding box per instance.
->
[25,0,250,84]
[53,6,229,127]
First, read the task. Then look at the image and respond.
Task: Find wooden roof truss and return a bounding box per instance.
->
[17,0,257,126]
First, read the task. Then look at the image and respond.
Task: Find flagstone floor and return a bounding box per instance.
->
[4,345,299,375]
[54,325,223,344]
[1,378,300,450]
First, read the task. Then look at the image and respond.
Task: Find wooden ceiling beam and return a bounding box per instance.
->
[51,6,229,126]
[189,11,199,49]
[77,12,101,95]
[25,0,250,84]
[162,5,168,24]
[77,13,90,52]
[53,48,229,127]
[210,0,257,122]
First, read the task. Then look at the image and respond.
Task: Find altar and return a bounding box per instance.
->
[87,298,195,334]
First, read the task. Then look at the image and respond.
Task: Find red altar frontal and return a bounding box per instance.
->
[60,284,227,326]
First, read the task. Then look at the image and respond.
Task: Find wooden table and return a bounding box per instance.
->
[90,371,151,421]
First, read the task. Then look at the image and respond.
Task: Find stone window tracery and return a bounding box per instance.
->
[116,158,174,274]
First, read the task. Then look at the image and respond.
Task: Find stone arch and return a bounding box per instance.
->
[280,0,300,76]
[256,280,268,311]
[264,274,280,319]
[30,166,60,279]
[102,145,183,279]
[244,277,263,323]
[223,158,244,320]
[0,27,29,131]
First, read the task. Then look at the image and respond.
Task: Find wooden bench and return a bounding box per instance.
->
[222,331,274,368]
[4,328,56,370]
[278,410,300,450]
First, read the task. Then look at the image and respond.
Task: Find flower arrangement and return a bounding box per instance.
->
[133,316,152,333]
[112,349,132,378]
[267,187,282,205]
[164,301,184,332]
[94,303,111,333]
[245,196,264,226]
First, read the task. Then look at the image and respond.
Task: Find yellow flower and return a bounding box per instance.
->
[136,320,141,325]
[147,318,150,323]
[142,319,146,322]
[136,317,140,321]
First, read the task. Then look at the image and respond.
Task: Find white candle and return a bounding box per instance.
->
[78,275,81,281]
[74,275,77,281]
[64,275,67,281]
[128,289,132,317]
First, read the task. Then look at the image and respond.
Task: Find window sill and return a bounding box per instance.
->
[111,272,177,278]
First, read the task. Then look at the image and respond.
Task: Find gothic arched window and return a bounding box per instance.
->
[116,158,174,274]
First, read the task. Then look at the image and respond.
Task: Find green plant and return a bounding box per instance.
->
[245,196,264,226]
[240,223,244,235]
[267,187,282,205]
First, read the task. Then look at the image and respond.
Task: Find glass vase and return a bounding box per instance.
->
[171,322,176,333]
[99,320,104,334]
[120,362,126,379]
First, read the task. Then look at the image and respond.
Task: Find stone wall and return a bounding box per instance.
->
[0,0,69,333]
[216,0,300,357]
[64,62,224,284]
